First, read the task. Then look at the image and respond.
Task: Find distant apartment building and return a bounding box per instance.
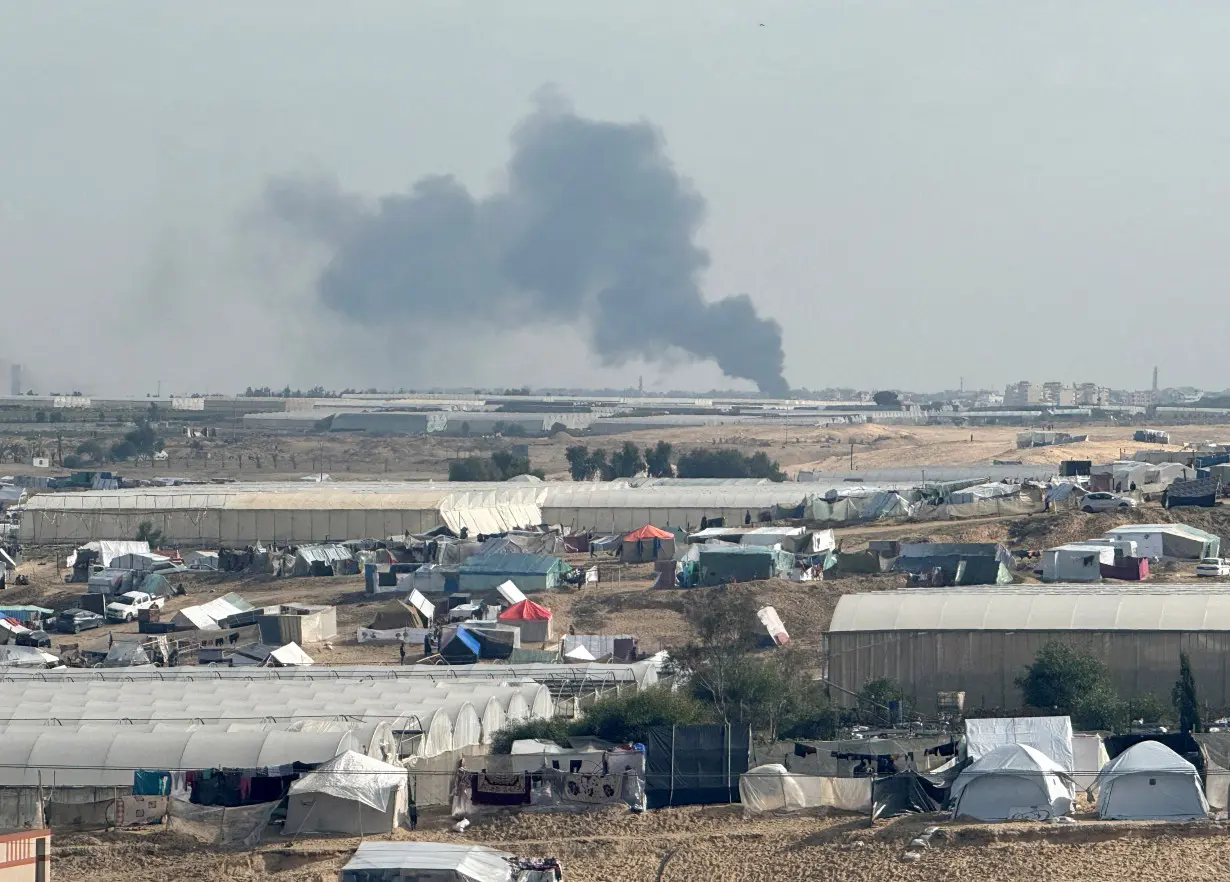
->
[1129,390,1157,407]
[1075,383,1109,407]
[1004,381,1041,406]
[1041,382,1076,406]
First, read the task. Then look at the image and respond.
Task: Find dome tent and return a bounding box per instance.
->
[951,744,1074,821]
[1094,740,1209,820]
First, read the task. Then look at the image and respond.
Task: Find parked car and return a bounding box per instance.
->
[104,591,166,623]
[1081,492,1139,513]
[55,608,104,634]
[15,630,51,648]
[1196,558,1230,577]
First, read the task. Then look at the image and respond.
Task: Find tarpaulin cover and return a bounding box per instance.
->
[740,765,871,813]
[871,772,948,819]
[498,600,552,621]
[288,750,405,812]
[645,724,751,808]
[965,716,1075,771]
[625,525,674,540]
[1194,733,1230,810]
[341,842,514,882]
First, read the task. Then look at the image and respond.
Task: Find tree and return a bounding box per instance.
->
[676,448,785,481]
[1173,652,1202,734]
[587,448,614,481]
[673,588,763,723]
[645,441,674,478]
[565,445,592,481]
[109,440,137,461]
[609,442,645,478]
[549,422,568,436]
[858,678,905,719]
[62,454,85,469]
[49,411,64,424]
[33,411,46,423]
[448,457,502,482]
[1016,643,1110,712]
[490,718,574,755]
[76,439,107,462]
[873,390,901,407]
[135,520,164,548]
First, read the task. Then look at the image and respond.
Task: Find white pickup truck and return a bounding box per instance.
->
[104,591,166,623]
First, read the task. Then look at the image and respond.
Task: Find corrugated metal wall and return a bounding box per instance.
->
[827,630,1230,714]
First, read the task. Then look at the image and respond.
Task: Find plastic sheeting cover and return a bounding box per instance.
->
[966,716,1075,771]
[739,765,870,813]
[288,749,406,812]
[341,842,514,882]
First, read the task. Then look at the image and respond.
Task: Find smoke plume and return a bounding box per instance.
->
[266,94,790,396]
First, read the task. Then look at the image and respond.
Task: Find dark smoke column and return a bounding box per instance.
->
[267,93,790,396]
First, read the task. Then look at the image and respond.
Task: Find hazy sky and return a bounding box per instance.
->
[3,1,1228,396]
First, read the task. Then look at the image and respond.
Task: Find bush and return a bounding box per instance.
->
[572,687,711,745]
[62,454,85,469]
[490,718,574,755]
[676,448,784,482]
[135,520,165,548]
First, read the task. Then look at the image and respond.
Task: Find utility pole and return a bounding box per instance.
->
[849,443,854,470]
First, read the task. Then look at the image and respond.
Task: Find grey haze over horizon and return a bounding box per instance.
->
[1,1,1226,397]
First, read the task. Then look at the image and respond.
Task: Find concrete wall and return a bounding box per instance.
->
[826,629,1230,714]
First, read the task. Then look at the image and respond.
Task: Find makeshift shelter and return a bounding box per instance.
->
[1104,524,1220,560]
[457,553,569,594]
[621,525,675,562]
[286,750,409,834]
[1093,740,1208,820]
[950,744,1074,821]
[896,542,1014,586]
[268,642,314,667]
[696,545,793,585]
[1167,477,1218,508]
[183,550,219,570]
[1040,543,1113,582]
[965,716,1075,771]
[645,724,751,808]
[1071,733,1110,791]
[871,772,949,819]
[339,842,515,882]
[739,764,871,814]
[561,635,637,662]
[497,599,553,644]
[440,628,481,664]
[258,604,338,645]
[170,593,254,631]
[290,544,354,577]
[367,598,429,632]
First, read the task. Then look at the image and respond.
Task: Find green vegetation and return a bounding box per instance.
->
[135,520,164,548]
[1173,651,1201,733]
[1016,642,1195,731]
[449,450,544,482]
[675,448,785,482]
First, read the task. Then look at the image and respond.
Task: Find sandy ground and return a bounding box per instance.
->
[3,421,1227,482]
[51,806,1230,882]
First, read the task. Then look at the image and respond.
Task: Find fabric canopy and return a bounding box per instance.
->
[1094,740,1209,820]
[341,842,514,882]
[625,524,673,540]
[288,750,406,812]
[498,600,552,621]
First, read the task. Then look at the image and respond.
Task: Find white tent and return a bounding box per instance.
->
[1071,733,1110,790]
[1094,740,1209,820]
[269,642,314,667]
[286,750,408,834]
[340,843,514,882]
[951,744,1074,821]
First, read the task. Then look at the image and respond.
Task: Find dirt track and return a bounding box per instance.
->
[51,806,1230,882]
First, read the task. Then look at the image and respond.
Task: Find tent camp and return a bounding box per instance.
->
[696,545,793,585]
[1094,740,1209,820]
[1040,543,1114,582]
[950,744,1074,821]
[965,716,1075,771]
[1103,524,1220,560]
[621,525,675,562]
[458,553,569,594]
[497,599,553,644]
[339,842,515,882]
[286,750,409,834]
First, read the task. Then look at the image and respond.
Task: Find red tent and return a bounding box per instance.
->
[498,599,552,621]
[624,524,673,541]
